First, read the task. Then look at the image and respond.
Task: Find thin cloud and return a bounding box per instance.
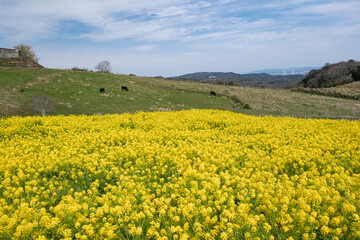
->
[2,0,358,43]
[155,6,188,17]
[0,0,359,76]
[130,44,157,52]
[293,1,360,15]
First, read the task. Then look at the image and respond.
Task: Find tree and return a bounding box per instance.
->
[13,44,39,63]
[95,60,112,73]
[32,93,55,116]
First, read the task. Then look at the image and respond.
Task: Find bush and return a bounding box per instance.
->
[351,66,360,81]
[243,104,251,109]
[71,67,89,72]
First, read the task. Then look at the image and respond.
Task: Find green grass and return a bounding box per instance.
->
[1,67,360,119]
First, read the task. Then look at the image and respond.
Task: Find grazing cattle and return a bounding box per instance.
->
[210,91,216,96]
[121,86,128,91]
[100,88,105,93]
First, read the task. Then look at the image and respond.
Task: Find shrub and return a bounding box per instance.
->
[71,67,89,72]
[243,103,251,109]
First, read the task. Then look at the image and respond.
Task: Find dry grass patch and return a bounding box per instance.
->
[294,82,360,100]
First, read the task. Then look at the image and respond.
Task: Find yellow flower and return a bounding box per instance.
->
[335,228,342,236]
[219,232,228,240]
[135,226,142,236]
[36,236,47,240]
[320,226,330,235]
[263,222,272,232]
[320,215,330,226]
[343,203,356,214]
[1,110,359,239]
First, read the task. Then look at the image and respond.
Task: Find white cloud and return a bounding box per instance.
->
[293,1,360,15]
[218,0,238,4]
[0,0,184,40]
[130,44,157,52]
[2,0,358,43]
[1,0,360,75]
[155,6,188,17]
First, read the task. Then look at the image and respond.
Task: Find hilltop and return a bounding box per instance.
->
[0,57,43,68]
[294,60,360,100]
[0,67,359,119]
[0,47,43,68]
[298,60,360,88]
[168,72,304,89]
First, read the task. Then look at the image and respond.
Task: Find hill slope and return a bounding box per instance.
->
[1,67,359,118]
[298,60,360,88]
[295,82,360,100]
[0,57,43,68]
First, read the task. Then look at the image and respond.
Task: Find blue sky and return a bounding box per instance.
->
[0,0,359,76]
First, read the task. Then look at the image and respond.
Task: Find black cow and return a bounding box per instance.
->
[121,86,128,91]
[100,88,105,93]
[210,91,216,96]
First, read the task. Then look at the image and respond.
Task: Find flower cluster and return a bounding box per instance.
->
[0,110,359,239]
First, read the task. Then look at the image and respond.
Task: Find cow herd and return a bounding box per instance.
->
[99,86,128,93]
[100,87,217,96]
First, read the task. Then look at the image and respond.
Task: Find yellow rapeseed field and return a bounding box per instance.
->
[0,110,359,239]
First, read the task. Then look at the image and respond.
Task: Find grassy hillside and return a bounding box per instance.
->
[1,67,359,118]
[295,82,360,100]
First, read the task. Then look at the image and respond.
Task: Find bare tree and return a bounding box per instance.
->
[32,94,55,116]
[13,44,39,63]
[95,60,112,73]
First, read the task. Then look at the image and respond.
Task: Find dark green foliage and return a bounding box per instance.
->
[71,67,90,72]
[298,60,360,88]
[243,104,251,110]
[350,66,360,82]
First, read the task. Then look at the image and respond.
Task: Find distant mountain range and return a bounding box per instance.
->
[248,67,319,75]
[168,71,307,89]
